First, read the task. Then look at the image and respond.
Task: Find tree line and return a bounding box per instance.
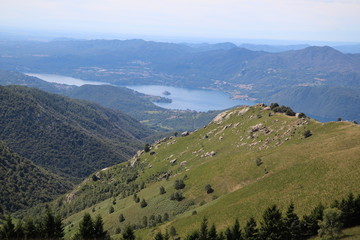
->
[153,192,360,240]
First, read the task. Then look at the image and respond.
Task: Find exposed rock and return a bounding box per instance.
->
[181,131,190,136]
[212,111,230,123]
[170,159,177,164]
[66,193,76,203]
[249,124,265,133]
[150,151,156,155]
[180,161,187,166]
[200,151,217,158]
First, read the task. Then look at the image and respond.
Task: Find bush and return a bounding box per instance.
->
[170,192,184,201]
[109,206,114,214]
[119,214,125,223]
[298,112,306,118]
[160,186,166,195]
[140,199,148,208]
[256,157,263,166]
[270,103,279,110]
[303,130,312,138]
[144,143,150,152]
[174,179,185,190]
[205,184,214,194]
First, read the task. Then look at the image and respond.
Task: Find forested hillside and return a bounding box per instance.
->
[0,141,71,213]
[0,85,153,181]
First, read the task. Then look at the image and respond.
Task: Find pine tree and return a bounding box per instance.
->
[199,217,208,240]
[259,205,286,240]
[208,224,218,240]
[243,217,258,240]
[284,203,301,240]
[79,213,94,240]
[54,214,65,239]
[43,210,56,239]
[160,186,166,195]
[94,215,108,240]
[300,203,324,238]
[232,219,242,240]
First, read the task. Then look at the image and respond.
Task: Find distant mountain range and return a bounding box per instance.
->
[0,39,359,122]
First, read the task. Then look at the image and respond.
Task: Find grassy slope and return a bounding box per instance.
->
[59,105,360,239]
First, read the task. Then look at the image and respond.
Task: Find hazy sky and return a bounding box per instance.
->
[1,0,360,42]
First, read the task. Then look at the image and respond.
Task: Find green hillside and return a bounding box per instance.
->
[0,85,153,181]
[0,141,71,213]
[28,104,360,239]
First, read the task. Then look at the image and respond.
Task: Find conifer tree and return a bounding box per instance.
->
[208,224,218,240]
[259,205,286,240]
[79,213,94,240]
[300,203,324,238]
[199,217,208,240]
[284,203,301,240]
[243,217,258,240]
[94,215,109,240]
[232,219,242,240]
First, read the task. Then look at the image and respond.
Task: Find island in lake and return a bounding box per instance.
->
[162,90,171,96]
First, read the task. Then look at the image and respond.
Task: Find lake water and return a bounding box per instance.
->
[26,73,110,86]
[26,73,255,112]
[126,85,255,112]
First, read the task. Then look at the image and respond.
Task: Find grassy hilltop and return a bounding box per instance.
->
[26,104,360,239]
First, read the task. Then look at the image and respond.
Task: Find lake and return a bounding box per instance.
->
[26,73,110,86]
[26,73,255,112]
[126,85,255,112]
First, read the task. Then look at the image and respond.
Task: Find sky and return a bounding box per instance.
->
[1,0,360,43]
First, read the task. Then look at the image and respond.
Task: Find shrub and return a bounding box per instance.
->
[270,103,279,110]
[160,186,166,195]
[170,192,184,201]
[144,143,150,152]
[205,184,214,194]
[298,112,306,118]
[256,157,263,166]
[140,199,148,208]
[174,179,185,190]
[119,214,125,223]
[303,130,312,138]
[109,206,114,214]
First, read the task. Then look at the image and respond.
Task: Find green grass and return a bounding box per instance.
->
[55,105,360,239]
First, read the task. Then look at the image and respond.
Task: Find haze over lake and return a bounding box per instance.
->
[26,73,255,112]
